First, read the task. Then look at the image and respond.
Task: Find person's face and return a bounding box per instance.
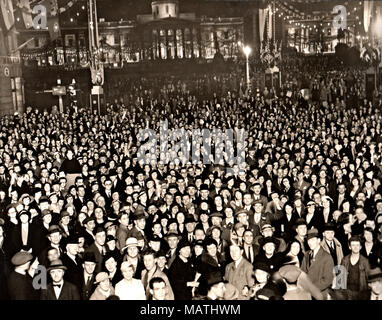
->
[324,230,335,242]
[119,214,129,227]
[200,213,209,222]
[254,269,269,284]
[201,190,209,198]
[349,241,361,254]
[156,256,167,269]
[49,232,62,245]
[370,280,382,295]
[290,242,300,256]
[297,225,307,237]
[229,245,242,261]
[47,248,59,262]
[167,236,179,249]
[194,229,205,240]
[206,243,217,257]
[20,214,29,224]
[151,281,167,300]
[237,213,248,224]
[121,266,134,280]
[50,269,65,283]
[143,254,156,271]
[127,246,138,258]
[243,232,253,245]
[307,237,320,250]
[364,230,373,243]
[264,243,275,255]
[95,231,106,246]
[67,243,79,256]
[179,246,191,258]
[86,221,96,231]
[99,278,110,291]
[83,261,96,275]
[105,257,117,272]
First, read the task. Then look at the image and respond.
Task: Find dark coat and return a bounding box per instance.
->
[168,256,196,300]
[301,247,334,292]
[61,253,83,290]
[40,281,80,300]
[84,243,104,275]
[7,271,40,300]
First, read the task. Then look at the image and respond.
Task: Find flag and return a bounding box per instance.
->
[0,0,15,30]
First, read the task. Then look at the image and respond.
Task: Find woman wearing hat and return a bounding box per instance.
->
[168,238,198,300]
[197,238,225,296]
[89,272,115,300]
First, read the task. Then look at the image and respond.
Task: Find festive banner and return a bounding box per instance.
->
[259,8,266,44]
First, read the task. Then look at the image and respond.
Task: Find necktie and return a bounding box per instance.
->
[53,284,62,289]
[143,271,149,290]
[247,247,252,263]
[188,234,193,242]
[309,251,314,267]
[86,276,92,287]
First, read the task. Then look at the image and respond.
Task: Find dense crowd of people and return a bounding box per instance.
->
[1,53,382,301]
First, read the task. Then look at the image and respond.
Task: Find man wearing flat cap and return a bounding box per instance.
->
[41,259,80,300]
[7,251,39,300]
[301,228,334,297]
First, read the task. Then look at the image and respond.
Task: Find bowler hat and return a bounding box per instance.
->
[184,215,196,224]
[323,223,336,232]
[82,251,97,263]
[306,228,320,240]
[47,259,67,272]
[65,234,80,245]
[11,251,33,266]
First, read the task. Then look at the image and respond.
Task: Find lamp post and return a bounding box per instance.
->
[243,45,252,91]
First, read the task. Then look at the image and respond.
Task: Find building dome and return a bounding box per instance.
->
[151,0,179,20]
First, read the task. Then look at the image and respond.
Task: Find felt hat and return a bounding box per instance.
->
[47,259,67,272]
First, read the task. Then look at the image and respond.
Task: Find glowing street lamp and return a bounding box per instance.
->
[243,45,252,90]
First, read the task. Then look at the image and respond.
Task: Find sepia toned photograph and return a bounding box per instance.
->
[0,0,382,305]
